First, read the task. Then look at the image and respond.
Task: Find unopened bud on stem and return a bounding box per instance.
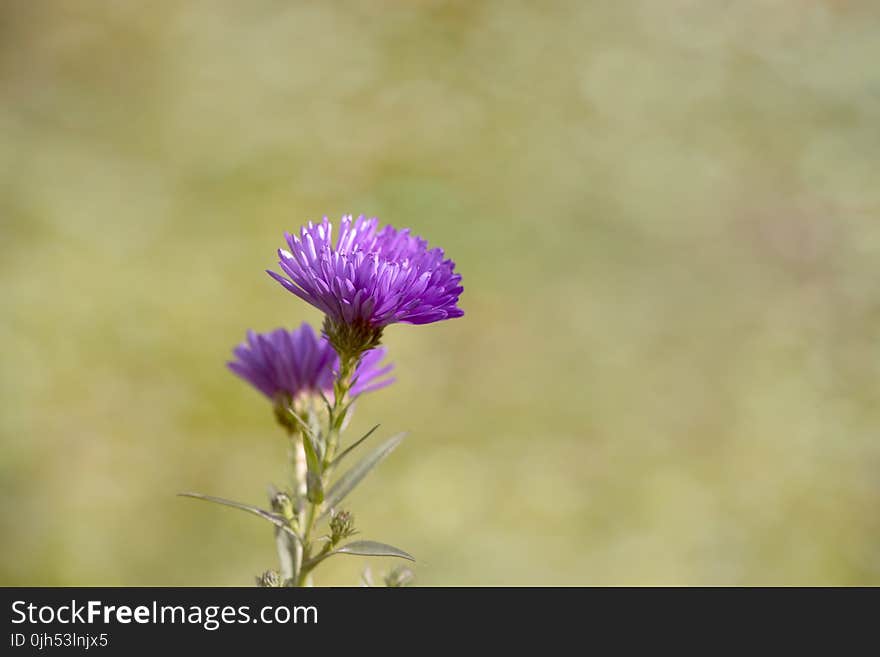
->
[329,509,356,544]
[271,491,295,522]
[257,569,282,587]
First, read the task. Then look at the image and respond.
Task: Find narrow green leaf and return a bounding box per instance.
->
[306,406,323,445]
[286,410,323,464]
[306,471,324,504]
[178,492,301,544]
[179,492,281,523]
[318,389,333,415]
[300,428,322,475]
[330,424,380,469]
[284,406,311,435]
[334,540,415,562]
[291,413,324,503]
[320,433,406,518]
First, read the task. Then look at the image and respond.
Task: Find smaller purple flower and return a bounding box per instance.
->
[227,323,394,402]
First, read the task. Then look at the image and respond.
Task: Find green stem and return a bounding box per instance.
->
[289,430,307,583]
[324,353,357,467]
[295,503,319,586]
[290,351,359,587]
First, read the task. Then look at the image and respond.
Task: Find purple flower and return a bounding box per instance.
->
[227,323,394,401]
[267,216,464,335]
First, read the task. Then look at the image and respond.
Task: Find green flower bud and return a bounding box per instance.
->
[270,491,295,522]
[329,509,356,543]
[257,569,282,587]
[384,565,414,588]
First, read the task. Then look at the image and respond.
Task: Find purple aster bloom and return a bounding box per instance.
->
[227,323,394,401]
[267,216,464,339]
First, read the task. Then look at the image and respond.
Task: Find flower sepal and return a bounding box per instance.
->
[322,316,384,365]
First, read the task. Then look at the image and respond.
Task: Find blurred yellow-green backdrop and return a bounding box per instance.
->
[2,0,880,585]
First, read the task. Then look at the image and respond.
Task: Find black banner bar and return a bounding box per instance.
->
[1,587,875,652]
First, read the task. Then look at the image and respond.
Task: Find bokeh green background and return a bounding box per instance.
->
[2,1,879,585]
